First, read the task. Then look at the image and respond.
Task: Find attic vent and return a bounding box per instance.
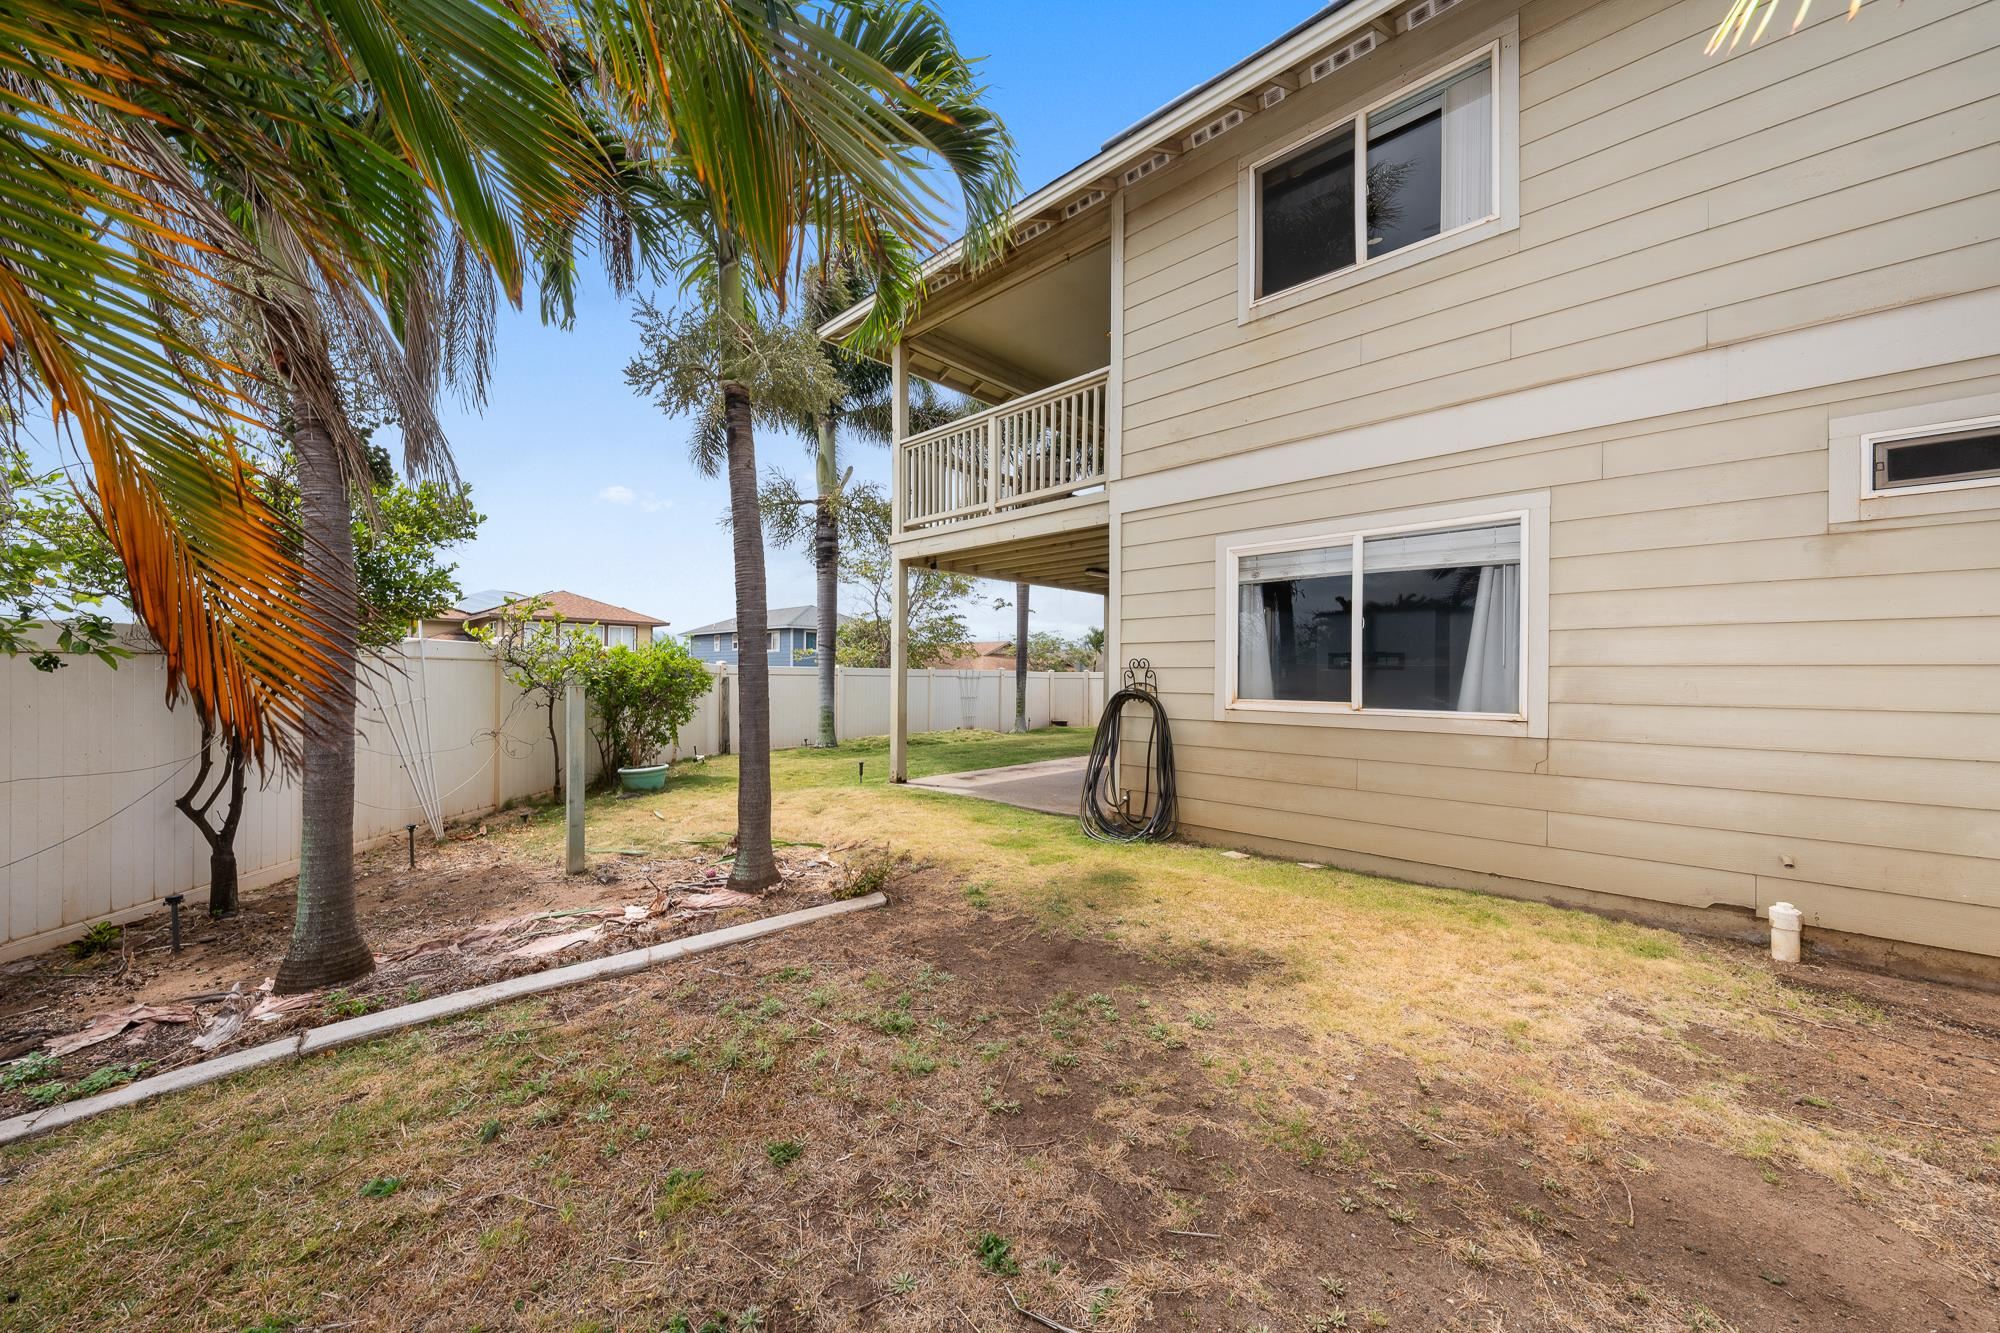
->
[1120,150,1175,187]
[1399,0,1464,30]
[1015,219,1053,244]
[1184,107,1247,151]
[1259,84,1290,110]
[928,269,960,292]
[1061,189,1108,220]
[1306,31,1378,82]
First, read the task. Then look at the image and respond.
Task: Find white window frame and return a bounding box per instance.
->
[1237,19,1520,325]
[1829,392,2000,526]
[1213,491,1549,737]
[1863,415,2000,499]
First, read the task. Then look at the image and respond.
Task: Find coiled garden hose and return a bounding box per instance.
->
[1079,671,1176,843]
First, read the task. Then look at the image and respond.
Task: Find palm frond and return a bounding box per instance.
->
[1707,0,1868,54]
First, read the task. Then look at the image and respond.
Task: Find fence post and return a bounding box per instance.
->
[564,684,586,875]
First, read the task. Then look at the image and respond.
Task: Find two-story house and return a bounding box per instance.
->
[825,0,2000,974]
[685,606,828,666]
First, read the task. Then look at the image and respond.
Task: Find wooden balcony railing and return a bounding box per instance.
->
[897,366,1108,532]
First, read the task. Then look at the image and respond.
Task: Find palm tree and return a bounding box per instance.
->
[778,256,980,748]
[3,0,620,766]
[593,0,1015,890]
[13,0,984,978]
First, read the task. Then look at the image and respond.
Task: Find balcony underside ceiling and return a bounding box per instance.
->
[906,242,1112,403]
[901,502,1110,595]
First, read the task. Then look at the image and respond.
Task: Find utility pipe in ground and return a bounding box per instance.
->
[1769,901,1802,964]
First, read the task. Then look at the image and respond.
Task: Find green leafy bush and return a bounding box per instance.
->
[584,638,713,774]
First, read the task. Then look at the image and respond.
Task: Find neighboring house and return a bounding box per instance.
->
[826,0,2000,971]
[937,641,1018,671]
[684,606,831,666]
[420,590,667,647]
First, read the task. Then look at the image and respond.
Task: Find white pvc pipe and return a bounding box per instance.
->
[1768,900,1802,964]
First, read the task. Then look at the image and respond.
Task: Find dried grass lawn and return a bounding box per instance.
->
[2,729,1997,1332]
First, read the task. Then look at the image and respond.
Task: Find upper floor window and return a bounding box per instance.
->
[1255,50,1495,301]
[1239,26,1518,323]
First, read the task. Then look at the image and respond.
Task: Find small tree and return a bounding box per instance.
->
[585,638,713,776]
[1,442,129,672]
[472,598,606,799]
[831,484,975,669]
[1022,631,1096,672]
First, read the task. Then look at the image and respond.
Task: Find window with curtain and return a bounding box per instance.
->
[1235,518,1522,715]
[1255,52,1496,299]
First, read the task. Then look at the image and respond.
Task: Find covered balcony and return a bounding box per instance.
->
[823,203,1116,782]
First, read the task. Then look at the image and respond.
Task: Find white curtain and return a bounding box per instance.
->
[1441,62,1494,231]
[1238,589,1275,700]
[1454,561,1520,713]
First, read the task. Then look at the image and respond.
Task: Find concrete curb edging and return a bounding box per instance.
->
[0,892,889,1148]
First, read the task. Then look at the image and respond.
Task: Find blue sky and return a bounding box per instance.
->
[433,1,1318,641]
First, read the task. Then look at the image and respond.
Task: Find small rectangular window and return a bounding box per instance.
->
[1254,52,1496,301]
[1871,423,2000,492]
[1235,518,1521,716]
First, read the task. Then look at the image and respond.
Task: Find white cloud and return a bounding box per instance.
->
[598,484,670,513]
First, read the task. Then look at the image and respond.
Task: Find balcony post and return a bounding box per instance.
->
[890,339,909,538]
[889,554,909,783]
[987,413,1001,515]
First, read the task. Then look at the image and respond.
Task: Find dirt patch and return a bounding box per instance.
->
[4,869,1999,1331]
[0,823,860,1118]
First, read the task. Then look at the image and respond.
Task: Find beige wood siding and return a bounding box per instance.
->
[1119,364,2000,956]
[1118,0,2000,478]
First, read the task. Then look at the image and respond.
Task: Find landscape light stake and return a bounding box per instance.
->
[164,894,185,954]
[405,823,417,870]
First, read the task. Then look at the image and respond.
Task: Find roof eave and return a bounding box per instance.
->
[816,0,1397,343]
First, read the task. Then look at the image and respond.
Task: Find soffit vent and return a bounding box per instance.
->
[1061,188,1108,220]
[1259,83,1290,110]
[928,269,960,292]
[1120,150,1175,187]
[1015,219,1054,244]
[1306,31,1378,83]
[1400,0,1464,31]
[1184,106,1247,152]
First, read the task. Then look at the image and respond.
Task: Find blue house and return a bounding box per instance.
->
[683,605,825,667]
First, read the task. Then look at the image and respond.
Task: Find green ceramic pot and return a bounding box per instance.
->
[617,763,669,792]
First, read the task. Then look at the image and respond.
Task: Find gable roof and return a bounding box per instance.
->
[453,591,666,628]
[683,605,834,637]
[819,0,1377,340]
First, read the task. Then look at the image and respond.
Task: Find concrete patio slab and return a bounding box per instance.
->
[908,754,1086,817]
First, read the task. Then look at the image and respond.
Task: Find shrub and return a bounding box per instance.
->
[585,638,713,774]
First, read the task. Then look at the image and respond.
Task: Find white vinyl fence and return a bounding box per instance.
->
[0,635,1102,959]
[690,665,1105,757]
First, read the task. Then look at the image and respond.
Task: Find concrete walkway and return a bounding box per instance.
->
[908,754,1086,817]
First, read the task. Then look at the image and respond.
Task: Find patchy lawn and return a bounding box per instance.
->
[2,728,1996,1331]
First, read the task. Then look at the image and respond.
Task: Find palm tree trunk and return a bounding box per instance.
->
[1014,582,1029,733]
[813,412,839,748]
[724,380,780,890]
[276,396,373,992]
